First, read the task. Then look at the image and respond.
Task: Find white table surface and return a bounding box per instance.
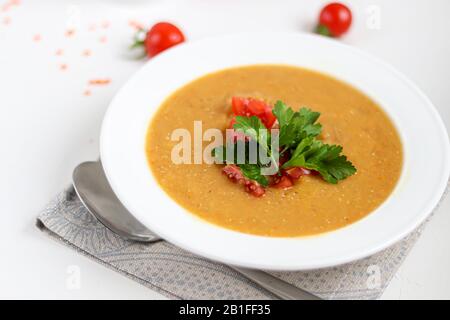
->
[1,0,449,299]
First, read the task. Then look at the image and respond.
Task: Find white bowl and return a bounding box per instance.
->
[100,33,450,271]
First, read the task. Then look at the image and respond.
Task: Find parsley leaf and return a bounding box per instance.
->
[233,116,269,148]
[238,164,269,187]
[272,101,322,147]
[233,116,279,172]
[282,137,356,184]
[273,101,295,128]
[297,108,322,139]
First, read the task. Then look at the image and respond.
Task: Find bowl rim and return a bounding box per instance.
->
[100,32,450,270]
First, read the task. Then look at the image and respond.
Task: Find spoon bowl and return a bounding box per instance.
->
[72,161,160,242]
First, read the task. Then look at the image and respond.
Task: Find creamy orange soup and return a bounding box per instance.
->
[146,65,403,237]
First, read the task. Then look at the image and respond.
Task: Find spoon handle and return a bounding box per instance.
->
[230,266,321,300]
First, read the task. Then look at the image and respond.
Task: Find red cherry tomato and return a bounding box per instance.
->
[317,2,352,37]
[144,22,185,57]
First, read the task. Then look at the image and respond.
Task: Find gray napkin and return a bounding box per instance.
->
[36,186,448,300]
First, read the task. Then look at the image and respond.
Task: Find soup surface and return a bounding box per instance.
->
[146,65,403,237]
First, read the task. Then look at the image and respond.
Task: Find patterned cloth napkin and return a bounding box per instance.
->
[36,186,448,300]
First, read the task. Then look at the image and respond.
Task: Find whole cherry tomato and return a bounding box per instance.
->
[316,2,352,37]
[132,22,185,58]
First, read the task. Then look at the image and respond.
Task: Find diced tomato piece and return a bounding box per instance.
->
[272,175,293,189]
[222,165,244,182]
[231,97,276,128]
[231,97,249,116]
[222,165,266,197]
[247,99,267,115]
[284,167,303,180]
[228,116,237,129]
[284,167,311,180]
[245,181,266,197]
[263,108,277,128]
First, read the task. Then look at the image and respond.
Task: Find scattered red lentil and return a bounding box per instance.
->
[59,63,68,71]
[1,0,19,12]
[33,34,41,42]
[55,48,64,56]
[83,89,92,96]
[82,49,91,57]
[89,79,110,85]
[99,35,107,43]
[65,29,75,37]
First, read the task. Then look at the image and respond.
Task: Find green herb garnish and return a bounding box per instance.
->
[281,137,356,184]
[239,164,269,187]
[213,100,356,190]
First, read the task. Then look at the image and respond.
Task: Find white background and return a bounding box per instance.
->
[0,0,449,299]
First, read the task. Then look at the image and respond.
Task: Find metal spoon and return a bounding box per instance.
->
[72,161,320,300]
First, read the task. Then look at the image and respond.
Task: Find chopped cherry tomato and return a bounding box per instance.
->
[228,116,237,129]
[223,165,244,183]
[263,108,277,128]
[245,181,266,197]
[142,22,185,57]
[231,97,276,128]
[283,167,313,181]
[317,3,352,37]
[284,167,311,180]
[222,165,265,197]
[231,97,249,116]
[272,175,293,189]
[247,99,267,115]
